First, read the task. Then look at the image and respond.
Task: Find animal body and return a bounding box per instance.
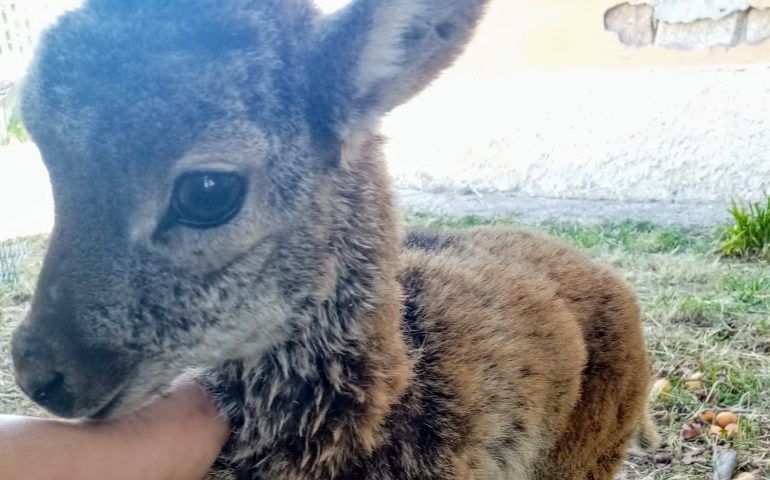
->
[10,0,657,478]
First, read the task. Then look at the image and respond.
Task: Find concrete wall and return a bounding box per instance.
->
[384,67,770,203]
[384,0,770,202]
[2,0,769,203]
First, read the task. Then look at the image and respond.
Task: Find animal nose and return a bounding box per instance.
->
[28,371,68,406]
[11,327,75,414]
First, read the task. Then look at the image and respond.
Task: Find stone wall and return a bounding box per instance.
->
[605,1,770,49]
[463,0,770,70]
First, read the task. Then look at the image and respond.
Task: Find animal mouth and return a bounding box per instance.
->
[84,381,129,421]
[84,370,174,421]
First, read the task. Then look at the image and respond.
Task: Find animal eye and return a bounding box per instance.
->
[170,172,247,229]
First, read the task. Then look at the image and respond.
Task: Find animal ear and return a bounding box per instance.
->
[308,0,490,135]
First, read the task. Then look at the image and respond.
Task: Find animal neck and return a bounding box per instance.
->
[211,131,413,477]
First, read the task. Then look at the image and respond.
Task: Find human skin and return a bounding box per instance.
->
[0,380,228,480]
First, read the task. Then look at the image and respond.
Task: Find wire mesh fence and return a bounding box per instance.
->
[0,238,29,285]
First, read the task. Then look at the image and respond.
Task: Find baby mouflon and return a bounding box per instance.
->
[11,0,657,478]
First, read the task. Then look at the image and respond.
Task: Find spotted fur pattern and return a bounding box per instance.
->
[11,0,656,478]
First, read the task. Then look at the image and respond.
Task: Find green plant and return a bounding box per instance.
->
[720,196,770,261]
[3,108,30,144]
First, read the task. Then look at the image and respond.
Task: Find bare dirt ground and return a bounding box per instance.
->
[398,189,731,228]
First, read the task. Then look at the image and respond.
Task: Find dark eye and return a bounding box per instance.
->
[170,172,247,229]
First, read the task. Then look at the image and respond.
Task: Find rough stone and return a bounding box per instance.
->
[746,7,770,43]
[652,0,749,23]
[655,10,745,49]
[605,3,656,47]
[748,0,770,9]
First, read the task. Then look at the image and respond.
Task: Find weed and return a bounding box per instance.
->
[1,106,30,146]
[720,197,770,261]
[665,296,721,327]
[405,214,711,255]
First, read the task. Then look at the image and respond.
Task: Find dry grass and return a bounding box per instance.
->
[1,220,768,478]
[611,251,769,479]
[408,215,769,479]
[0,234,47,417]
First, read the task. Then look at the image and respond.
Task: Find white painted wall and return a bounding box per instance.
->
[2,0,769,208]
[384,65,770,203]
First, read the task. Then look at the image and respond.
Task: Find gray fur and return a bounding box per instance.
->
[10,1,656,479]
[14,0,486,418]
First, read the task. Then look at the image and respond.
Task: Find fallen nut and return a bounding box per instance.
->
[650,378,672,400]
[700,410,715,423]
[716,411,738,428]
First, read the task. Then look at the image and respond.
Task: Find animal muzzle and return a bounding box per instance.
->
[11,323,132,419]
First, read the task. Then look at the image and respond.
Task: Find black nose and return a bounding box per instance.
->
[11,327,75,415]
[18,369,75,415]
[28,371,68,406]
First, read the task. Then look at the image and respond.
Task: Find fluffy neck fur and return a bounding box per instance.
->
[205,131,412,479]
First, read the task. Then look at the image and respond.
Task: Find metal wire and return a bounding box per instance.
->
[0,239,29,285]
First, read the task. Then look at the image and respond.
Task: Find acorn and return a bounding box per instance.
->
[724,423,739,438]
[709,424,725,437]
[699,410,715,423]
[716,411,738,428]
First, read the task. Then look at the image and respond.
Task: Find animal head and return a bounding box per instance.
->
[11,0,489,419]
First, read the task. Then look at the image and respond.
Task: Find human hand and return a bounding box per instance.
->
[0,378,229,480]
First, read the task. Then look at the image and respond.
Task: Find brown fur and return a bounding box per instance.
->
[199,134,656,479]
[399,186,654,478]
[411,228,654,478]
[10,1,657,478]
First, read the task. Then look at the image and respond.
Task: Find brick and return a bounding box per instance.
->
[655,11,744,49]
[605,3,655,47]
[746,7,770,43]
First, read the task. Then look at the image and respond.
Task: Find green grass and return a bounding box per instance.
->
[406,214,712,255]
[1,219,768,478]
[721,197,770,261]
